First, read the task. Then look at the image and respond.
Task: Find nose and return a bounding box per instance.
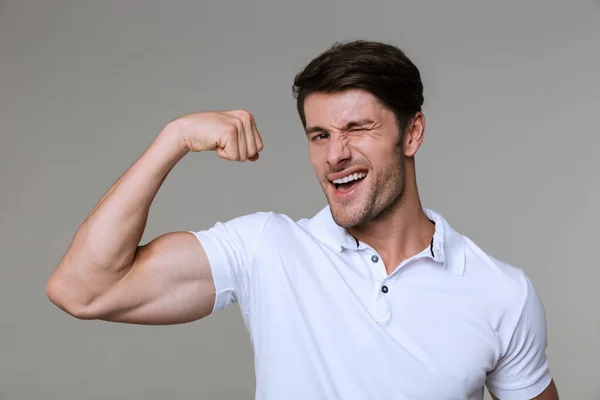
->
[326,136,351,167]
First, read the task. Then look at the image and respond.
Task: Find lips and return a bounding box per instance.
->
[328,171,367,201]
[327,168,369,183]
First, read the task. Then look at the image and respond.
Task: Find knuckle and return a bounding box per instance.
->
[235,109,253,123]
[231,115,244,129]
[223,123,238,137]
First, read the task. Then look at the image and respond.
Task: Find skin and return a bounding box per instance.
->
[303,89,559,400]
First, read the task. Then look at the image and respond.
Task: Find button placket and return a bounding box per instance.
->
[361,247,390,322]
[363,248,386,281]
[373,282,391,323]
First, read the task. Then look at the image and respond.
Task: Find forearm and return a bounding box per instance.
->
[82,128,187,269]
[48,125,188,308]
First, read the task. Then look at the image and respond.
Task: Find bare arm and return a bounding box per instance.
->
[46,110,262,324]
[81,231,216,324]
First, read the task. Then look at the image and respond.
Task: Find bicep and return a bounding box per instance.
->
[86,211,271,325]
[87,231,216,325]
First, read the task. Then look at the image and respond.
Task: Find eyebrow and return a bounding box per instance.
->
[305,118,375,135]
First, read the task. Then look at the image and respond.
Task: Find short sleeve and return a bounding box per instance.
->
[189,212,271,314]
[486,275,553,399]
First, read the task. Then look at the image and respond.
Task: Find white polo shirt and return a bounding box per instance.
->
[192,206,552,400]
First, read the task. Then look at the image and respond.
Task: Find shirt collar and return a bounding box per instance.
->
[307,205,466,276]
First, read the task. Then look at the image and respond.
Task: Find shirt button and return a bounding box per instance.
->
[371,255,379,263]
[381,285,389,293]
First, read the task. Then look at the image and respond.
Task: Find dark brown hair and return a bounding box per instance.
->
[292,40,424,133]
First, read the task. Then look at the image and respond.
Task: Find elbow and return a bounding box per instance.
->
[46,275,98,320]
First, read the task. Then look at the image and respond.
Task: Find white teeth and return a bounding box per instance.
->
[332,172,367,184]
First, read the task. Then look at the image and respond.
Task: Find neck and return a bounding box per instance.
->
[348,178,434,275]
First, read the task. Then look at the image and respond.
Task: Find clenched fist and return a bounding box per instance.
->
[169,110,264,162]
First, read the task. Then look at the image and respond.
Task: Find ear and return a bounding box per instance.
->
[402,112,425,157]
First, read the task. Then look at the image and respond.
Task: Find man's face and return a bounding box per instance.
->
[304,89,407,228]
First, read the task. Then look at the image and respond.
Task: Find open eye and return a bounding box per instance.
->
[311,132,329,142]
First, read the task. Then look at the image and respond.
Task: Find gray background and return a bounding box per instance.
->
[1,0,599,399]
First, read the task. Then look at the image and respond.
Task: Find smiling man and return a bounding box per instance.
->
[47,40,559,399]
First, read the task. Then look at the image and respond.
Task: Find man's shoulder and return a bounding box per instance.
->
[464,237,527,280]
[462,236,533,308]
[214,209,314,236]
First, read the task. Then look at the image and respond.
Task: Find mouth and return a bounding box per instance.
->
[329,171,368,196]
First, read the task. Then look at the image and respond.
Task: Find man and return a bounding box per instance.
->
[47,40,559,399]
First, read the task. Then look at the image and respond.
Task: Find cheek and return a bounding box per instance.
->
[357,142,391,167]
[354,135,389,157]
[369,147,403,180]
[308,147,318,165]
[309,146,327,169]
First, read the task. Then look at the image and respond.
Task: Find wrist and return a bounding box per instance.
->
[155,121,191,160]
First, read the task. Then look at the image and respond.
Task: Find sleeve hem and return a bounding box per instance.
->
[189,230,234,313]
[487,369,552,400]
